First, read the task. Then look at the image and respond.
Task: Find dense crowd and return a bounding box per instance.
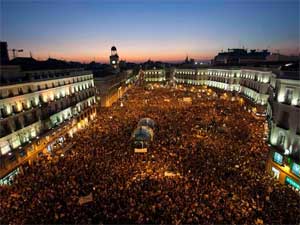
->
[0,85,299,224]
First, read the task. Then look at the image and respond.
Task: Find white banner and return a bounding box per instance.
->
[134,148,147,153]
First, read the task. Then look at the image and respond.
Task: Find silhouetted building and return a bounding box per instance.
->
[266,53,299,63]
[184,56,195,65]
[9,57,82,71]
[110,46,119,70]
[0,42,9,65]
[214,48,270,65]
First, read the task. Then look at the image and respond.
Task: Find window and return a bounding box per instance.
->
[278,111,289,130]
[18,88,23,95]
[12,104,18,113]
[22,102,27,110]
[0,122,10,137]
[0,108,6,118]
[277,134,285,147]
[8,90,14,97]
[14,117,23,130]
[285,88,293,104]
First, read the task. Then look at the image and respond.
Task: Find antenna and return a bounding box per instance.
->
[30,51,33,58]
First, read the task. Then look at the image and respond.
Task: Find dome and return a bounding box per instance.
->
[132,126,154,142]
[111,46,117,51]
[138,118,155,130]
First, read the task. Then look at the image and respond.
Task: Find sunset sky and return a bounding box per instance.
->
[1,0,299,63]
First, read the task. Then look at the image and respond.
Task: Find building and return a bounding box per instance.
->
[142,66,300,191]
[0,66,97,184]
[173,68,275,110]
[143,69,166,83]
[110,46,119,71]
[266,73,300,192]
[92,46,137,107]
[0,42,10,65]
[213,48,270,65]
[266,53,299,62]
[94,70,132,107]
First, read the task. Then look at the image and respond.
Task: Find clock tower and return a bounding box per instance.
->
[110,46,119,70]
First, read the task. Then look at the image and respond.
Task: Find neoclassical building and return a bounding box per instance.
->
[0,67,97,183]
[142,67,300,191]
[173,68,276,107]
[144,69,166,83]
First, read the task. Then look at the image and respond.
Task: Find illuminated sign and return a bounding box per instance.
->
[291,163,300,177]
[164,171,180,177]
[285,177,300,190]
[271,167,280,180]
[273,152,283,165]
[134,148,147,153]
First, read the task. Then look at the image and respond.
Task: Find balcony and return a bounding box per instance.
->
[40,88,94,120]
[276,122,290,131]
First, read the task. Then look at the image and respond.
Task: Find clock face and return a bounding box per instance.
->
[112,60,116,64]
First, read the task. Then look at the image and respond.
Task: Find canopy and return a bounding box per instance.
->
[132,126,154,142]
[138,118,156,130]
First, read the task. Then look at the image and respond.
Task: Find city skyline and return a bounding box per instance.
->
[1,0,299,63]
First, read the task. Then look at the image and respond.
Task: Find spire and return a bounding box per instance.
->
[185,54,189,63]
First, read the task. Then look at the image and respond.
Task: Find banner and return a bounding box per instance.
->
[134,148,147,153]
[164,171,180,177]
[183,97,192,103]
[78,193,93,205]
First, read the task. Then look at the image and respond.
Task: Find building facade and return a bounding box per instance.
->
[266,77,300,192]
[94,70,134,107]
[144,69,166,83]
[174,68,275,109]
[0,68,97,183]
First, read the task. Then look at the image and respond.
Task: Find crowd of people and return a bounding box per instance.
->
[0,84,299,224]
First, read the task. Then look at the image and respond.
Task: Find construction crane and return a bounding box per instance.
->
[8,48,23,59]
